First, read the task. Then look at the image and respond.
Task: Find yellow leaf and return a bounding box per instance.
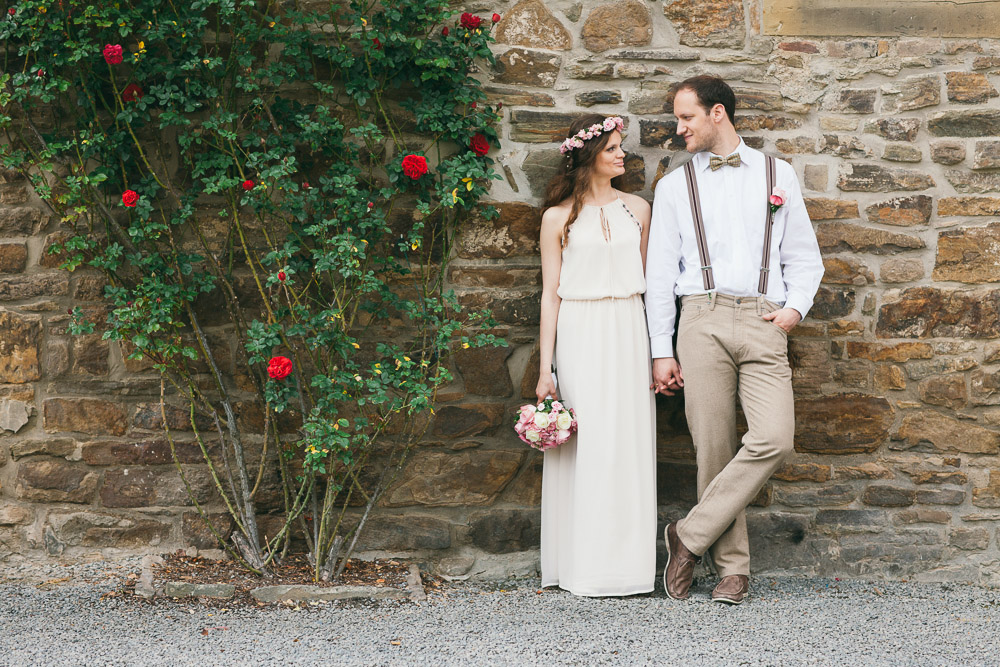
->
[351,342,360,349]
[466,181,473,191]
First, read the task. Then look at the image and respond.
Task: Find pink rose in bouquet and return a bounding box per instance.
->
[514,397,577,451]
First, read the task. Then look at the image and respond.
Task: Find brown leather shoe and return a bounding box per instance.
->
[663,522,698,600]
[711,575,750,605]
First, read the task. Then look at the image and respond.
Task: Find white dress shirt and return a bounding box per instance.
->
[646,139,824,358]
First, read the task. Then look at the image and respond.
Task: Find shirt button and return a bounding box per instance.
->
[736,298,742,304]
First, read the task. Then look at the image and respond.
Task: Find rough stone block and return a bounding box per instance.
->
[917,375,967,409]
[0,206,43,235]
[938,196,1000,216]
[819,134,870,158]
[815,509,887,530]
[945,170,1000,193]
[883,144,922,163]
[575,90,622,107]
[483,86,555,108]
[773,462,832,482]
[973,471,1000,508]
[510,111,591,143]
[47,511,171,547]
[639,120,683,149]
[0,244,27,273]
[775,137,816,154]
[928,110,1000,137]
[934,223,1000,283]
[664,0,745,48]
[457,202,541,259]
[492,49,561,88]
[894,410,999,454]
[816,222,924,255]
[803,165,827,191]
[835,463,895,480]
[971,369,1000,406]
[454,346,513,397]
[864,118,920,142]
[383,450,524,507]
[949,527,990,550]
[880,75,941,113]
[0,504,33,526]
[822,257,872,286]
[431,403,506,438]
[909,470,968,485]
[880,258,924,284]
[0,310,41,383]
[894,509,951,524]
[864,195,932,226]
[182,512,235,550]
[581,0,652,53]
[43,398,127,436]
[837,164,934,192]
[846,342,932,363]
[355,514,452,551]
[930,141,966,165]
[946,72,998,104]
[824,88,876,114]
[467,509,540,553]
[794,394,893,454]
[804,198,859,221]
[736,115,801,132]
[495,0,572,50]
[972,140,1000,170]
[773,483,856,507]
[0,274,69,300]
[809,287,855,320]
[862,485,916,507]
[15,458,99,504]
[100,466,217,508]
[455,288,540,326]
[878,287,1000,339]
[915,488,966,505]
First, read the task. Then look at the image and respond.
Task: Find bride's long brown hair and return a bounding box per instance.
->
[543,114,625,247]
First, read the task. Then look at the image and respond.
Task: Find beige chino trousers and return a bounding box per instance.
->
[674,292,795,577]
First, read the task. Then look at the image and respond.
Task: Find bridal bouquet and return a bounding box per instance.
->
[514,398,577,451]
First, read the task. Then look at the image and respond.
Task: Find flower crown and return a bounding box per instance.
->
[559,116,625,156]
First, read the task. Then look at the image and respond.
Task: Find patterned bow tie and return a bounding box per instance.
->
[709,153,742,171]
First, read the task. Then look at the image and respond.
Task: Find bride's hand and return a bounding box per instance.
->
[535,372,558,404]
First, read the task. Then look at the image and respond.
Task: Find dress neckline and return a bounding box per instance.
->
[581,195,622,210]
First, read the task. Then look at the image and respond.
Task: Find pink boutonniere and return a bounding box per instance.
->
[768,187,787,214]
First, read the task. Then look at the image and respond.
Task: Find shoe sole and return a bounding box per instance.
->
[663,523,688,601]
[711,595,745,605]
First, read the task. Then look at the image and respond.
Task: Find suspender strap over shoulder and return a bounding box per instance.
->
[758,155,776,295]
[683,154,779,297]
[683,161,715,291]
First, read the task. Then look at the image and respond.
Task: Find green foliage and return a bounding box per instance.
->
[2,0,504,577]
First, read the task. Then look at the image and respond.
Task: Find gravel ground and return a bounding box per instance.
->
[2,557,999,666]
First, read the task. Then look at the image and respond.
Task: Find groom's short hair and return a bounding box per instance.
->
[677,75,736,126]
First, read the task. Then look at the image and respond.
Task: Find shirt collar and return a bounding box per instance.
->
[695,137,748,172]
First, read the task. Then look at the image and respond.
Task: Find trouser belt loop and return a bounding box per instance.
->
[708,291,717,311]
[756,295,765,315]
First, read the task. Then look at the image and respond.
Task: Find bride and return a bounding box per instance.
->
[535,114,657,597]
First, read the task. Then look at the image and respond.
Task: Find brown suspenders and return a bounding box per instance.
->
[682,155,777,295]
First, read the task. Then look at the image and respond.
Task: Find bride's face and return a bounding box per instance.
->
[591,131,626,180]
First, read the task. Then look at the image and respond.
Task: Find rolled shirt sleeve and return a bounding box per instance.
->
[775,163,824,319]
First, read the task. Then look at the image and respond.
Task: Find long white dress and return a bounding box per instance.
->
[540,197,657,597]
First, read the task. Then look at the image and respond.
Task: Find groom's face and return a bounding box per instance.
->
[673,88,718,154]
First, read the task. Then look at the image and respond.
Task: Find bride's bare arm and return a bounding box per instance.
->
[536,206,568,402]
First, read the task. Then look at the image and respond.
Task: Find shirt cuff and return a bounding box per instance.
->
[650,334,674,359]
[784,295,813,321]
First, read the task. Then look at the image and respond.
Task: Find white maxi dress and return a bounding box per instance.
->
[541,197,657,597]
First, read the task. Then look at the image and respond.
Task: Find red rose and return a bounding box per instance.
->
[492,13,501,23]
[460,13,482,29]
[277,271,286,282]
[442,26,449,36]
[8,8,15,15]
[268,356,293,380]
[121,83,143,102]
[470,133,490,156]
[242,179,254,191]
[401,154,428,180]
[36,69,44,77]
[103,44,123,65]
[367,201,375,210]
[121,190,139,207]
[372,37,382,50]
[302,182,310,189]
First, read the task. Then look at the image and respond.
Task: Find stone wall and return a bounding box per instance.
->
[3,0,1000,583]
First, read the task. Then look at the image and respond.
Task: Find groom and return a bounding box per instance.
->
[646,76,823,604]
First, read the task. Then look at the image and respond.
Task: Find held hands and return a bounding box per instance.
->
[762,307,802,333]
[535,372,558,404]
[652,357,684,396]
